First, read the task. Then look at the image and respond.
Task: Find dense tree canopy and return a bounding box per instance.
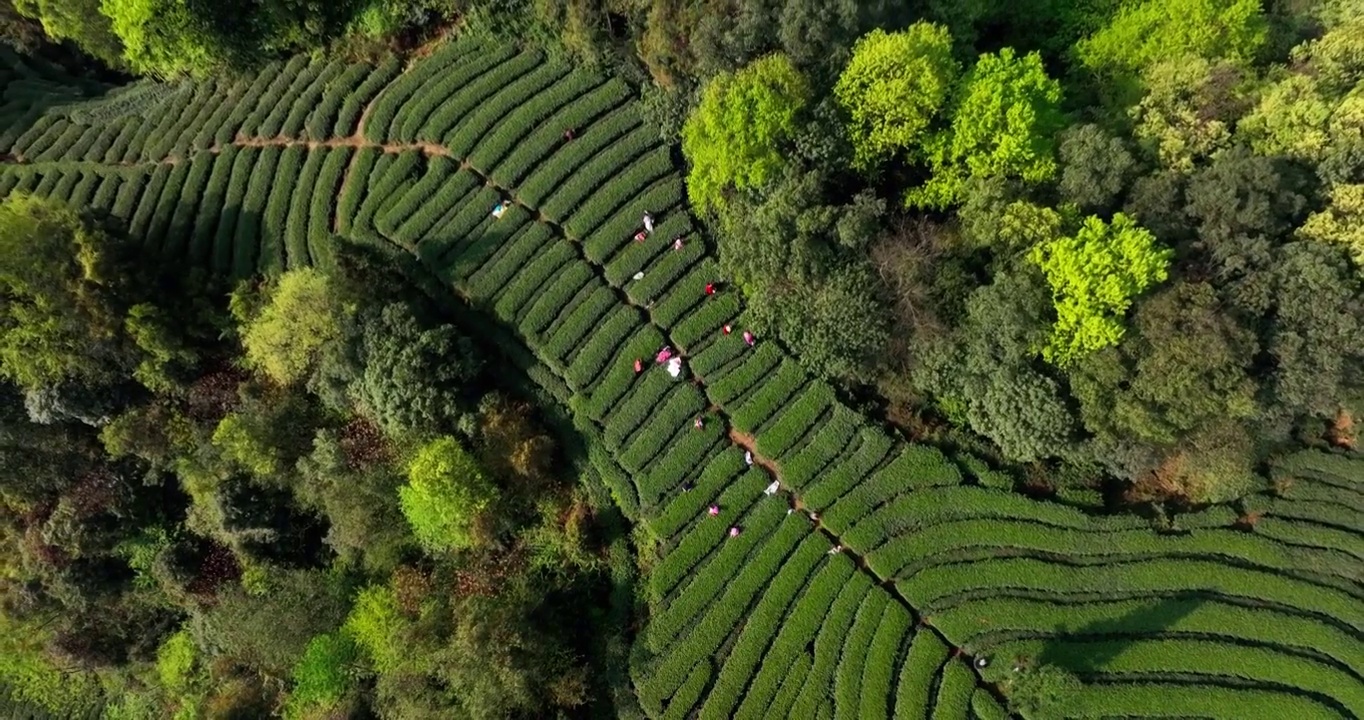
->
[0,195,130,389]
[1056,124,1135,212]
[13,0,124,67]
[1074,0,1267,92]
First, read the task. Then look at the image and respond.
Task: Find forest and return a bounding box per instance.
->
[0,0,1361,718]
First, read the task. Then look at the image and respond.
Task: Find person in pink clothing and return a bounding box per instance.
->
[694,416,705,430]
[708,505,720,516]
[656,346,673,364]
[729,527,741,538]
[742,330,755,346]
[633,358,643,374]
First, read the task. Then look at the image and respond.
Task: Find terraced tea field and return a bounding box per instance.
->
[2,41,1361,719]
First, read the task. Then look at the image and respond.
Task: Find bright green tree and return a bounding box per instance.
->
[1238,20,1364,162]
[908,48,1064,209]
[1298,183,1364,269]
[1030,213,1173,366]
[1289,16,1364,94]
[399,437,498,553]
[239,269,343,387]
[341,584,405,674]
[833,23,958,170]
[1237,73,1335,161]
[283,633,357,719]
[681,53,810,216]
[1075,0,1267,83]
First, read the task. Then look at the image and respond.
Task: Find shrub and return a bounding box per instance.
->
[443,63,571,157]
[730,360,808,434]
[491,95,638,189]
[465,224,554,302]
[894,630,949,718]
[404,49,519,141]
[708,557,854,719]
[192,146,236,266]
[602,371,677,448]
[162,150,213,258]
[220,62,285,144]
[755,382,835,460]
[617,387,707,473]
[284,148,326,269]
[491,242,576,323]
[645,470,778,606]
[561,296,643,388]
[788,575,876,717]
[279,60,346,138]
[258,60,326,139]
[418,52,543,144]
[155,629,198,691]
[801,429,895,511]
[641,524,817,704]
[363,40,489,143]
[232,146,279,278]
[240,56,311,137]
[540,137,665,222]
[333,57,401,137]
[469,72,612,173]
[519,264,593,340]
[375,155,456,238]
[706,344,781,407]
[518,116,648,207]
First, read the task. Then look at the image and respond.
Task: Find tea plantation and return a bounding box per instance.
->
[1,40,1361,719]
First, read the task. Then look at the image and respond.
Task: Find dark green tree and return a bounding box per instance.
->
[1070,281,1259,448]
[915,270,1078,462]
[1265,241,1364,420]
[352,303,481,438]
[747,261,891,382]
[1057,124,1136,213]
